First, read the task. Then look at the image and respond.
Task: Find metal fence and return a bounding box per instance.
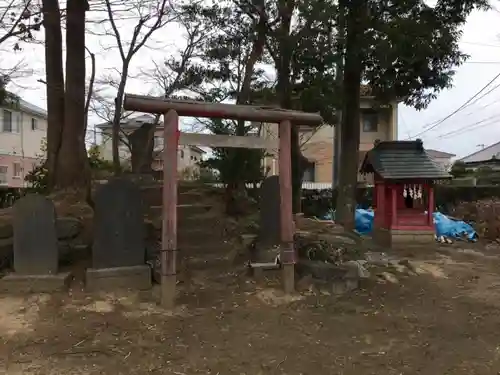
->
[211,182,333,190]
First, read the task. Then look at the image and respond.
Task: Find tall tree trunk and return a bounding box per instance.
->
[129,123,155,173]
[111,66,129,174]
[56,0,90,193]
[84,46,96,134]
[336,0,367,229]
[42,0,65,189]
[226,1,267,215]
[333,1,345,189]
[276,0,304,214]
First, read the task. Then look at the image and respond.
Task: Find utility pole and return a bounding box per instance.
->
[333,1,345,189]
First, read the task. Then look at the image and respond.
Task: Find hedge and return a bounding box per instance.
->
[301,185,500,219]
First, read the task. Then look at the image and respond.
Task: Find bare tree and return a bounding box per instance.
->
[0,0,43,101]
[84,45,96,133]
[89,9,209,174]
[89,0,179,173]
[88,87,132,151]
[0,0,42,47]
[131,23,207,173]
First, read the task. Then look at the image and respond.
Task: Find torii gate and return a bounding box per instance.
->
[123,94,324,308]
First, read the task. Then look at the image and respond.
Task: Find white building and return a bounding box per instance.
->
[459,142,500,163]
[0,98,47,187]
[96,114,205,179]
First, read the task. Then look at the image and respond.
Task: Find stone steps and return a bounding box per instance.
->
[140,183,231,280]
[140,184,218,207]
[147,204,213,218]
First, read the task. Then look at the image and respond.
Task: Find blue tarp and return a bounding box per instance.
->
[322,209,477,240]
[433,212,477,241]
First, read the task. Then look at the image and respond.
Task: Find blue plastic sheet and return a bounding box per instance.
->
[354,209,375,235]
[433,212,477,241]
[322,209,477,240]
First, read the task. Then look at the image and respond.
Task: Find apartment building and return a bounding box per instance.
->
[261,88,399,185]
[0,98,47,188]
[97,114,205,179]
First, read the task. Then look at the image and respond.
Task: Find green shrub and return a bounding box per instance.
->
[24,164,49,194]
[24,145,116,194]
[300,185,500,218]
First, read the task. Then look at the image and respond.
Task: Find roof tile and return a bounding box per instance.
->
[360,140,451,180]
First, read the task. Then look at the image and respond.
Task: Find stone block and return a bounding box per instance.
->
[0,272,72,293]
[373,227,391,248]
[297,259,349,281]
[390,229,435,245]
[93,178,145,269]
[259,176,280,246]
[13,194,58,275]
[85,265,152,292]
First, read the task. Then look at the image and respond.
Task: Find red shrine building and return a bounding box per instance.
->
[360,139,451,247]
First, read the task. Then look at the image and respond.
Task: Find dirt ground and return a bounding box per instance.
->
[2,239,500,375]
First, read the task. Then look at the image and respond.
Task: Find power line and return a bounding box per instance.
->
[439,120,497,140]
[407,71,500,139]
[432,113,500,140]
[461,98,500,117]
[459,81,500,110]
[465,61,500,64]
[461,41,500,48]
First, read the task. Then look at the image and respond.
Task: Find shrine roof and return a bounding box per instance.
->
[359,139,452,180]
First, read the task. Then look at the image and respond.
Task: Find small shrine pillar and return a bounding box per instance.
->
[427,184,435,226]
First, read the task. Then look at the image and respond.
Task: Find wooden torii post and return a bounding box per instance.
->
[123,94,324,308]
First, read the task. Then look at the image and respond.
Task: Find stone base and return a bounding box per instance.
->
[373,227,391,248]
[0,272,72,293]
[391,229,435,244]
[373,227,435,248]
[85,265,152,292]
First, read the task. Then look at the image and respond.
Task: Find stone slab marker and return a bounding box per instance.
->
[259,176,281,246]
[86,178,151,291]
[0,194,71,293]
[252,176,282,264]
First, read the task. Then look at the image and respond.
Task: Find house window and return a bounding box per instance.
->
[0,166,8,184]
[12,163,21,178]
[303,161,316,182]
[3,110,12,132]
[15,113,20,133]
[31,118,37,130]
[180,150,184,158]
[153,136,163,149]
[362,110,378,132]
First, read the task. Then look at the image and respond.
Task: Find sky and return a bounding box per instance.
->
[3,2,500,159]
